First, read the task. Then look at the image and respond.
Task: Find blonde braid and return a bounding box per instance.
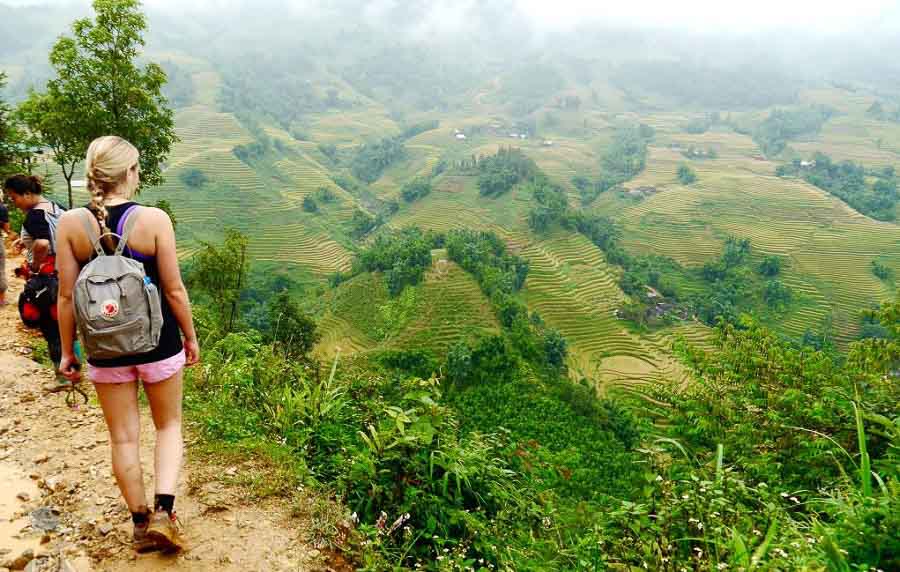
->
[87,172,114,251]
[84,135,140,251]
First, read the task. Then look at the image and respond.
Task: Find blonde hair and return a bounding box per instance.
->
[85,136,140,246]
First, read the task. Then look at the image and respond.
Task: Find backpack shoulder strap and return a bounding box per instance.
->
[77,208,104,257]
[114,206,143,256]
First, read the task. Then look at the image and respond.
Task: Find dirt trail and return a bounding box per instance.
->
[0,254,321,571]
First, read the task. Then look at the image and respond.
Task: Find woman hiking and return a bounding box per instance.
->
[0,193,11,306]
[4,174,68,390]
[55,136,199,553]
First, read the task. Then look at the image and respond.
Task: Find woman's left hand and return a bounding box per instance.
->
[58,354,82,383]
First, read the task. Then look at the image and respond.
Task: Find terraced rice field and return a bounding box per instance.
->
[792,115,900,168]
[389,175,531,235]
[314,258,499,358]
[389,257,501,354]
[617,146,900,344]
[307,107,399,144]
[518,230,689,392]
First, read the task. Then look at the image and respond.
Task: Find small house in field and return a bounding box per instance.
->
[800,160,816,168]
[542,140,554,147]
[455,133,467,140]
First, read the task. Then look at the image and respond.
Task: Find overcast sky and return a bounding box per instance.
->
[3,0,898,33]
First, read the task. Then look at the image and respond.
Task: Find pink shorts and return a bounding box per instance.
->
[89,350,186,384]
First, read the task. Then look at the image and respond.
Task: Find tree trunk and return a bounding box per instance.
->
[228,242,247,333]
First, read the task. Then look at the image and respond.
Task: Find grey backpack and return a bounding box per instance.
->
[74,207,164,359]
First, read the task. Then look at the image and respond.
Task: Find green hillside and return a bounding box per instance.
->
[52,45,894,372]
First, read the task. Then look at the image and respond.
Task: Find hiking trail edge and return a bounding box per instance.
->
[0,254,325,571]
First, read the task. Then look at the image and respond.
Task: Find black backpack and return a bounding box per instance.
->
[18,273,59,329]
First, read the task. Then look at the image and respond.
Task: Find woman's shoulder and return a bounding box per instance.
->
[134,205,172,225]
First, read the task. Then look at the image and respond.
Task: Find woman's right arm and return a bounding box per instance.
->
[152,208,200,365]
[55,213,83,381]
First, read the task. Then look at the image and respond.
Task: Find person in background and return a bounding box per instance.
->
[4,175,67,389]
[55,136,199,553]
[0,192,11,305]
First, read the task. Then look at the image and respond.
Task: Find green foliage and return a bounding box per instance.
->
[233,139,270,164]
[0,72,31,180]
[351,136,406,183]
[314,186,336,203]
[758,255,783,277]
[20,0,177,207]
[401,119,439,139]
[676,163,697,185]
[753,106,834,157]
[582,124,654,203]
[350,208,378,239]
[400,178,432,203]
[302,195,319,213]
[872,259,895,283]
[186,228,249,334]
[445,230,528,298]
[778,153,898,221]
[763,278,793,310]
[476,147,538,197]
[662,320,895,491]
[266,290,321,359]
[527,180,568,232]
[354,227,440,296]
[317,143,339,163]
[179,168,207,188]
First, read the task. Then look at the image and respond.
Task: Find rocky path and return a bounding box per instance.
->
[0,254,322,572]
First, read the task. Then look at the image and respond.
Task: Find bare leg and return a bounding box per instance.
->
[94,381,147,512]
[143,369,183,496]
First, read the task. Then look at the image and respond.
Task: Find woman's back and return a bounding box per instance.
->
[57,202,184,367]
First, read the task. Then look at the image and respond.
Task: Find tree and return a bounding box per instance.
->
[677,163,697,185]
[188,229,248,333]
[179,168,207,188]
[20,0,176,207]
[302,195,319,213]
[267,290,320,359]
[0,72,32,180]
[758,255,783,277]
[17,90,88,208]
[400,178,432,202]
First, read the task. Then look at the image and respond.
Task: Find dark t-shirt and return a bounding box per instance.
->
[0,203,8,224]
[86,202,184,368]
[23,205,57,240]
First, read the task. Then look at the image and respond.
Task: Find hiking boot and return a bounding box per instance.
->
[133,519,159,553]
[145,511,184,553]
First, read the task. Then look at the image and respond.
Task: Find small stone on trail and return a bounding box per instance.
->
[15,492,30,502]
[32,454,50,465]
[4,548,34,570]
[224,467,237,476]
[30,507,60,532]
[97,523,113,536]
